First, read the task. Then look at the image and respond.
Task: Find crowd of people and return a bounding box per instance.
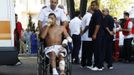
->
[14,0,134,74]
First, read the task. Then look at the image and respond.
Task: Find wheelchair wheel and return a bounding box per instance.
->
[65,54,72,75]
[37,55,45,75]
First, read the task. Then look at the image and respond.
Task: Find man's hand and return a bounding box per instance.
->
[80,30,84,36]
[109,31,114,36]
[62,39,68,47]
[92,34,96,40]
[47,18,52,27]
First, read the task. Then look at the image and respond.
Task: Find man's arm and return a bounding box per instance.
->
[41,26,49,39]
[92,25,100,40]
[63,26,72,42]
[63,26,69,37]
[81,26,89,35]
[106,27,114,35]
[38,20,43,31]
[121,22,133,32]
[92,11,101,40]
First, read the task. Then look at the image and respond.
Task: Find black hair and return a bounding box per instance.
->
[113,17,117,20]
[48,13,56,18]
[15,13,18,16]
[91,1,99,6]
[124,12,129,17]
[75,10,80,17]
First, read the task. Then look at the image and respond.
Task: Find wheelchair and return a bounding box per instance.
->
[37,41,72,75]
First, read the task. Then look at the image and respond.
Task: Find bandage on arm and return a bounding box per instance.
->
[62,37,72,47]
[66,36,72,43]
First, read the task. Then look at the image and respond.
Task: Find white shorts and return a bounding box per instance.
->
[44,45,67,58]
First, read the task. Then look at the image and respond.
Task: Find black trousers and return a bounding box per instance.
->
[104,38,113,67]
[93,36,105,68]
[72,34,81,62]
[81,41,93,66]
[123,38,133,61]
[15,38,20,62]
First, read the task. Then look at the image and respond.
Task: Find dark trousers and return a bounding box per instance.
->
[81,41,93,66]
[15,39,20,62]
[104,38,113,67]
[72,34,81,63]
[123,38,133,61]
[93,36,105,68]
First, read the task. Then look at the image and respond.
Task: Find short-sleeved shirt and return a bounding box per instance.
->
[103,15,114,39]
[69,17,82,36]
[88,9,104,37]
[81,12,92,41]
[38,6,67,27]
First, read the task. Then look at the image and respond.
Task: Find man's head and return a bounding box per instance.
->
[102,8,109,16]
[50,0,58,10]
[15,13,18,23]
[87,6,94,14]
[113,17,117,22]
[124,12,129,20]
[91,1,99,11]
[48,13,56,26]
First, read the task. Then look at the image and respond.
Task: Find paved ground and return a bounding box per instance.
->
[0,56,134,75]
[0,56,37,75]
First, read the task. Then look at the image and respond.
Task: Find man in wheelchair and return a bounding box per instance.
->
[41,13,72,75]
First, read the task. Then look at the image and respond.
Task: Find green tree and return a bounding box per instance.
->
[100,0,132,17]
[27,14,35,31]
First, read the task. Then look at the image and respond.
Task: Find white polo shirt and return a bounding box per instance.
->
[38,5,67,27]
[124,21,133,39]
[81,12,92,41]
[69,17,82,36]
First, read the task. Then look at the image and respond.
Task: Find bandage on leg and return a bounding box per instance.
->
[59,60,65,71]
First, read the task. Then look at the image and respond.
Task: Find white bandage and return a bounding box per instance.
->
[59,53,65,57]
[59,60,65,70]
[66,37,72,43]
[62,39,68,45]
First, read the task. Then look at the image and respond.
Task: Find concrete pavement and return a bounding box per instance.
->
[0,56,134,75]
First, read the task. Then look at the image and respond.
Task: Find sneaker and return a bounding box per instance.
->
[108,66,113,70]
[86,66,93,69]
[102,67,104,70]
[80,65,86,68]
[91,67,103,71]
[16,61,22,66]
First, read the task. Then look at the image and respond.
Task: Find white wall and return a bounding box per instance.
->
[0,0,15,47]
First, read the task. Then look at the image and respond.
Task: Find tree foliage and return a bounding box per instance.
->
[74,0,132,18]
[100,0,132,18]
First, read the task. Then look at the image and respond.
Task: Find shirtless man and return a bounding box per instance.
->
[41,13,72,75]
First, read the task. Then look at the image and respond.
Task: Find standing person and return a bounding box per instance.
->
[113,17,121,61]
[88,1,104,71]
[69,11,82,64]
[38,0,67,30]
[14,14,22,65]
[24,28,32,54]
[102,8,114,69]
[121,12,133,62]
[80,7,94,68]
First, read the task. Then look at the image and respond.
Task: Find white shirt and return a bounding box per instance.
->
[81,12,92,41]
[124,21,133,39]
[69,17,82,36]
[113,23,121,41]
[38,5,67,27]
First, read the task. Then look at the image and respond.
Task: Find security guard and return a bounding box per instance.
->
[38,0,67,30]
[102,8,114,69]
[88,1,105,71]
